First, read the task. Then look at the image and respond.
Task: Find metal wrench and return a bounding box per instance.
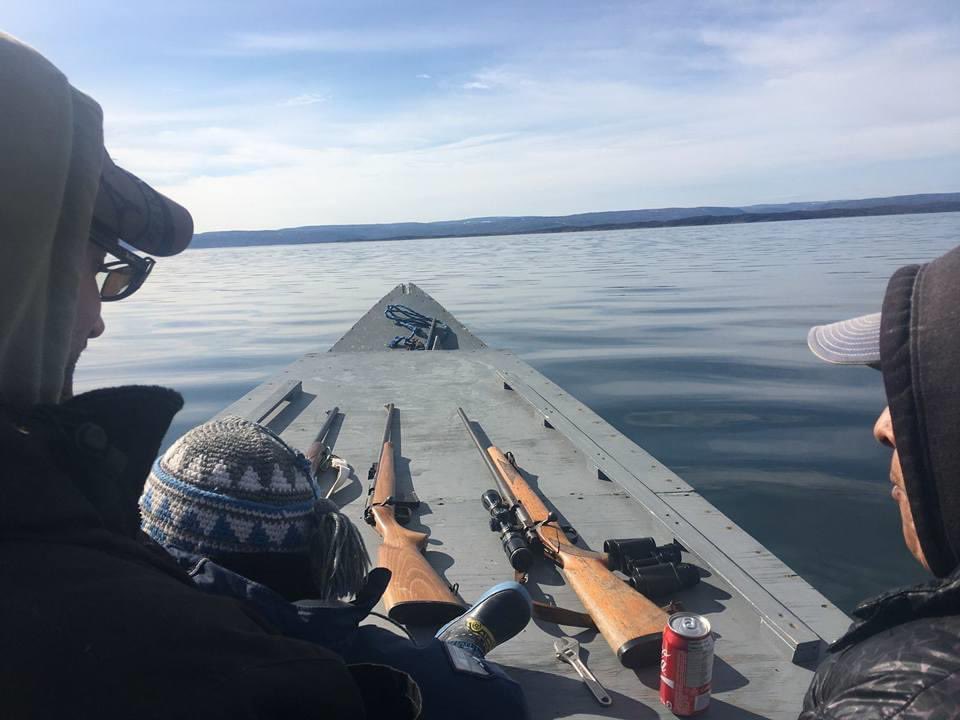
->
[554,637,612,706]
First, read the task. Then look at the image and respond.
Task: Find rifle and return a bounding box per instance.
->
[458,407,668,668]
[305,405,339,477]
[303,407,357,500]
[364,404,465,625]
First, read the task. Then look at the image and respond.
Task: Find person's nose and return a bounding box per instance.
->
[873,406,895,448]
[89,314,106,339]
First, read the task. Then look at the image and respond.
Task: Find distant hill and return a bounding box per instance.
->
[192,192,960,249]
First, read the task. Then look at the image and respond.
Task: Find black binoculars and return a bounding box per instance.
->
[603,537,700,597]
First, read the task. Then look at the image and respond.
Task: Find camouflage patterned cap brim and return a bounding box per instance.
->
[93,150,193,256]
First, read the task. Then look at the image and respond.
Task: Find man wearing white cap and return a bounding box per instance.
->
[801,244,960,717]
[0,33,418,718]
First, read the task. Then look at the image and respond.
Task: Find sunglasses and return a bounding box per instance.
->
[89,225,156,302]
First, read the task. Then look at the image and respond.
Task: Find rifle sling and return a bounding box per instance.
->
[532,601,597,629]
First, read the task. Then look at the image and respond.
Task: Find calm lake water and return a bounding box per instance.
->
[78,212,960,612]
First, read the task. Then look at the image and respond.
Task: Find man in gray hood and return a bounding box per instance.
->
[0,32,418,719]
[801,244,960,717]
[0,33,193,407]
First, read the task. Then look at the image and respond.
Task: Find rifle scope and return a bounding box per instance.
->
[457,407,533,529]
[481,489,533,572]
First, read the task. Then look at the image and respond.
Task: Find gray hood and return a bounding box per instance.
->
[0,32,105,408]
[880,244,960,577]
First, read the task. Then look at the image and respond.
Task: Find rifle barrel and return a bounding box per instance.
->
[457,407,531,527]
[381,403,396,448]
[315,405,339,443]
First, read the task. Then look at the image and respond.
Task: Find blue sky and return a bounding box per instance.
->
[6,1,960,231]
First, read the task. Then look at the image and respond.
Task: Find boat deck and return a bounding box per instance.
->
[218,284,849,719]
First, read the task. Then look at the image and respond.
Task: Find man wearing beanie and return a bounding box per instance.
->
[0,33,418,718]
[140,416,533,720]
[800,244,960,717]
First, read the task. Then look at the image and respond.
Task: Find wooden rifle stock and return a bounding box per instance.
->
[366,405,464,625]
[487,446,667,668]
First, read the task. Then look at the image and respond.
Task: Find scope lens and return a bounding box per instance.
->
[504,534,533,572]
[481,489,504,512]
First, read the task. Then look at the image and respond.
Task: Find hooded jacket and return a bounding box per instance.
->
[0,31,421,719]
[0,32,102,408]
[880,245,960,578]
[800,245,960,718]
[0,386,420,719]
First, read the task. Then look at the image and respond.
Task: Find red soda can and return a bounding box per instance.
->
[659,612,714,716]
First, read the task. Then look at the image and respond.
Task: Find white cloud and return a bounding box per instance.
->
[231,28,493,54]
[281,93,327,107]
[416,73,432,79]
[104,1,960,231]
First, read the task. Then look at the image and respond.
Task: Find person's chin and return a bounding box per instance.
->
[60,359,77,403]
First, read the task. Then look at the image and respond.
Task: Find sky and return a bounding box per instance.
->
[6,0,960,232]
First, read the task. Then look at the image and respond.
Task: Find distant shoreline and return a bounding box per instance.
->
[192,195,960,249]
[537,202,960,233]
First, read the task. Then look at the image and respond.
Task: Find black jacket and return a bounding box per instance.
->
[0,386,419,719]
[800,567,960,718]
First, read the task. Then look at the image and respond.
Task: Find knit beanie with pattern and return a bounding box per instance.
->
[140,416,369,599]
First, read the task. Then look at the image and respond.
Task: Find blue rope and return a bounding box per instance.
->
[385,304,445,349]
